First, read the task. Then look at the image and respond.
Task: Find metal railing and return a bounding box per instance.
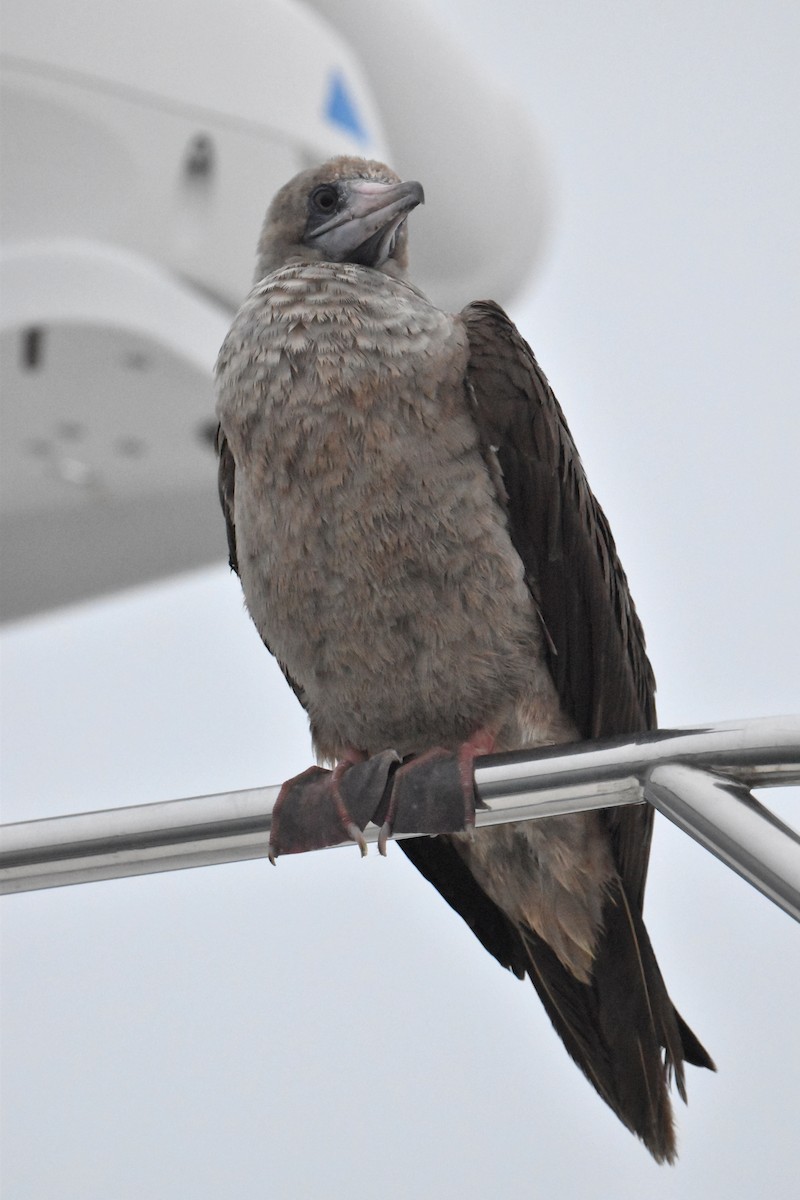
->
[2,715,799,920]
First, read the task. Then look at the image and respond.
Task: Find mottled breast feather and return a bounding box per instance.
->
[215,264,561,762]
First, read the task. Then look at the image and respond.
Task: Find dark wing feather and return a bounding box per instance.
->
[216,425,309,711]
[401,302,713,1163]
[461,300,656,907]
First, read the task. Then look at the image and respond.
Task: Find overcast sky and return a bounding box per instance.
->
[2,2,799,1197]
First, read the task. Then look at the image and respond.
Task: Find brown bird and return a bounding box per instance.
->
[215,155,714,1162]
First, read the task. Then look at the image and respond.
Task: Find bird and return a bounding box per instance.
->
[214,155,714,1162]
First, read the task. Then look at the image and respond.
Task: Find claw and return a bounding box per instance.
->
[331,759,370,857]
[348,823,369,857]
[377,820,392,857]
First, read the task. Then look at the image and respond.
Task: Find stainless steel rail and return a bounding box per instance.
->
[2,715,799,918]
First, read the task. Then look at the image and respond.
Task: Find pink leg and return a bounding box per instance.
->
[457,728,496,795]
[328,749,369,858]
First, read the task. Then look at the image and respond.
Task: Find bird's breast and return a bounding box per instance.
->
[216,264,554,760]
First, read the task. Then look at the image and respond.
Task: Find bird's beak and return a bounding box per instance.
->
[308,178,424,267]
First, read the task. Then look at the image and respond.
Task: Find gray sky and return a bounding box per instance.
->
[2,1,799,1197]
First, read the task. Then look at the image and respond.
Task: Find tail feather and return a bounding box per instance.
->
[521,879,713,1164]
[400,836,713,1163]
[676,1009,716,1071]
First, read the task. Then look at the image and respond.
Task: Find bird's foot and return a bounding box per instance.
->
[268,749,399,863]
[375,730,496,855]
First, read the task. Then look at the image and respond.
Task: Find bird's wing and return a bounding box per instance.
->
[462,299,657,907]
[402,294,656,967]
[216,425,309,711]
[401,302,712,1162]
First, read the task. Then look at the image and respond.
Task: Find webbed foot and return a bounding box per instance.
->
[268,750,398,862]
[375,732,494,854]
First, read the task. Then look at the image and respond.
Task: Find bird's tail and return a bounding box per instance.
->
[521,878,715,1163]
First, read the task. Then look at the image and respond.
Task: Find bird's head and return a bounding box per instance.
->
[254,156,424,282]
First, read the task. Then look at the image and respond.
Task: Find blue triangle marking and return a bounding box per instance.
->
[325,70,369,143]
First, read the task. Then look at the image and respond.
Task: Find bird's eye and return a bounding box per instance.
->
[310,185,338,214]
